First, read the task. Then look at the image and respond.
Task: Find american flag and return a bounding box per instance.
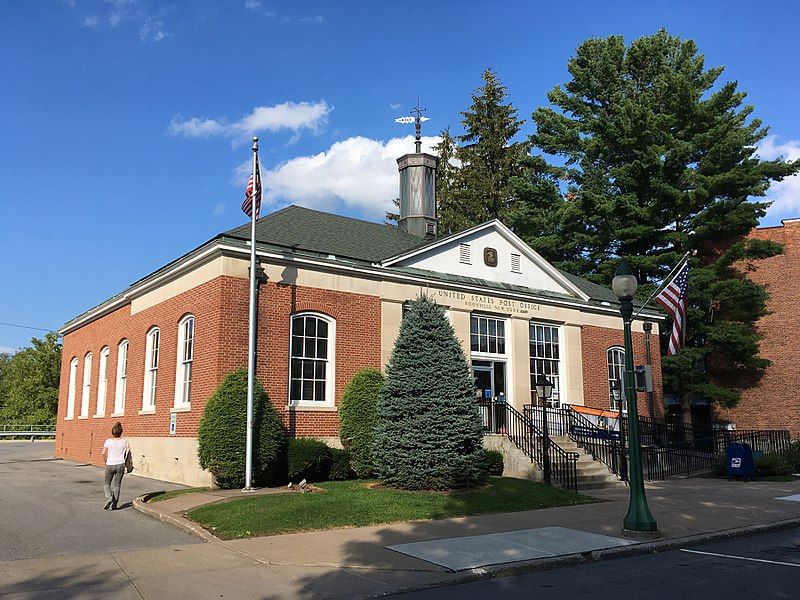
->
[241,155,262,218]
[656,260,690,355]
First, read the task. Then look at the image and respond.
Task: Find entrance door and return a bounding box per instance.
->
[473,360,507,432]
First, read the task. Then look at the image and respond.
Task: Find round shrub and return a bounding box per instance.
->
[287,438,332,482]
[328,448,355,481]
[755,453,792,477]
[198,369,287,489]
[339,368,385,478]
[483,449,504,476]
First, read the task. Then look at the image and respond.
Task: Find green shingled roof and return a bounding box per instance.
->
[223,205,431,263]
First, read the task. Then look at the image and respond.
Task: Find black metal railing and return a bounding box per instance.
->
[640,446,718,480]
[712,428,792,455]
[479,399,579,492]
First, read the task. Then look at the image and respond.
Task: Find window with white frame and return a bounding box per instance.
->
[66,357,78,419]
[289,313,335,405]
[608,346,626,411]
[80,352,92,418]
[96,347,109,416]
[529,322,562,407]
[470,314,506,355]
[174,315,194,408]
[114,340,128,415]
[142,328,159,412]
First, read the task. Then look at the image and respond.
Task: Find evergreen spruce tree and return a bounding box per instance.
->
[373,296,486,490]
[433,128,467,235]
[527,30,800,416]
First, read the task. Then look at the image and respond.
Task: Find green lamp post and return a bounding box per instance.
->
[612,262,658,532]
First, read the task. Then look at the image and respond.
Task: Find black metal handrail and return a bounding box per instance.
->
[479,399,579,492]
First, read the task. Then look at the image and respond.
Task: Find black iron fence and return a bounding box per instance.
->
[479,399,579,492]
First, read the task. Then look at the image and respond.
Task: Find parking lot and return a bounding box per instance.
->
[0,442,198,561]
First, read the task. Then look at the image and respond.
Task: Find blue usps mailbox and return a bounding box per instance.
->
[726,442,754,481]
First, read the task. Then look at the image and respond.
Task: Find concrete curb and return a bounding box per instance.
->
[133,493,218,543]
[367,517,800,598]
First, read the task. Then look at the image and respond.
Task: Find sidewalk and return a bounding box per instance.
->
[3,478,800,599]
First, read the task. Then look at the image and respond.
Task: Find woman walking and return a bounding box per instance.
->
[102,422,129,510]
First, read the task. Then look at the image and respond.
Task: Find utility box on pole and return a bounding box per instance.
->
[634,365,653,393]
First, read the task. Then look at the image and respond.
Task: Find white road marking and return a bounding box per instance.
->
[680,548,800,568]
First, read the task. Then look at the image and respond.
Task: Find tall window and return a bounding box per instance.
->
[174,315,194,408]
[79,353,92,418]
[529,322,562,407]
[142,327,159,412]
[66,357,78,419]
[470,315,506,355]
[289,313,335,405]
[96,347,109,416]
[114,340,128,415]
[608,347,626,411]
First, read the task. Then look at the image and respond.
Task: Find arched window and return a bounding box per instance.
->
[80,352,92,418]
[66,357,78,419]
[607,347,626,411]
[289,313,335,405]
[96,346,110,417]
[174,315,194,408]
[114,340,128,415]
[142,327,160,413]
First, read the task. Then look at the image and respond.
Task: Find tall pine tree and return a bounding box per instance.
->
[373,296,486,490]
[528,30,800,416]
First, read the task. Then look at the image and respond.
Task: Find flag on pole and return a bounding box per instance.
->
[656,259,690,355]
[242,155,262,218]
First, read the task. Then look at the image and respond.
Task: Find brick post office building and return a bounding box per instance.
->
[56,144,664,485]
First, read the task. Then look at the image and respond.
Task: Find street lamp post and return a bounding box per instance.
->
[535,376,554,486]
[612,262,658,532]
[610,379,627,481]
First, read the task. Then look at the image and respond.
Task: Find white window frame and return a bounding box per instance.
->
[79,352,92,418]
[288,312,336,407]
[66,357,78,419]
[113,340,128,416]
[141,327,159,414]
[95,346,109,417]
[528,321,565,408]
[470,314,508,358]
[173,315,194,410]
[608,346,627,412]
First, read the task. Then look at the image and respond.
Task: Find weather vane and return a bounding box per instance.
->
[395,96,430,153]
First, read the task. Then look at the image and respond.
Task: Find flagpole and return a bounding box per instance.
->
[632,251,691,321]
[244,136,259,491]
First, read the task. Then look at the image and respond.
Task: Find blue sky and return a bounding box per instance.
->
[2,0,799,352]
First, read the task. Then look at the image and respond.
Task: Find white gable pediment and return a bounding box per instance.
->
[383,221,588,300]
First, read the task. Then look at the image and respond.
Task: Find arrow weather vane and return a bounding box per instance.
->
[395,95,429,153]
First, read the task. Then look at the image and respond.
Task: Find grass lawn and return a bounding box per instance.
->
[186,477,595,539]
[148,487,211,502]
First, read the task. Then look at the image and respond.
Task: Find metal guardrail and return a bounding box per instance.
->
[0,424,56,438]
[479,399,579,492]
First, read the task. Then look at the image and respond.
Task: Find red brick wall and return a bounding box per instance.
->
[580,324,664,417]
[717,220,800,436]
[55,275,383,466]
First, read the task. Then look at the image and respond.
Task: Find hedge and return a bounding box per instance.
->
[287,438,332,482]
[339,368,385,478]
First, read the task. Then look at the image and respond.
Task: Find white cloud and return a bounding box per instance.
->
[244,0,276,18]
[213,202,226,216]
[139,16,168,42]
[389,102,403,111]
[757,135,800,218]
[0,345,18,355]
[168,101,332,143]
[81,15,100,28]
[233,135,441,217]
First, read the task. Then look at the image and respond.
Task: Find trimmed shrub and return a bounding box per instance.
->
[328,448,355,481]
[755,453,792,477]
[373,296,487,490]
[287,438,332,482]
[483,449,504,476]
[339,368,385,477]
[198,369,287,489]
[778,442,800,473]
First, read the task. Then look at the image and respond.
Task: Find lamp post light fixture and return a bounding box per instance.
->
[535,376,554,486]
[610,378,627,481]
[612,261,658,532]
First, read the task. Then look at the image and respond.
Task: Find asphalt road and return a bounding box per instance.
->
[0,441,198,561]
[395,527,800,599]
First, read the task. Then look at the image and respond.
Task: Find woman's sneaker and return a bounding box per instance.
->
[104,500,112,510]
